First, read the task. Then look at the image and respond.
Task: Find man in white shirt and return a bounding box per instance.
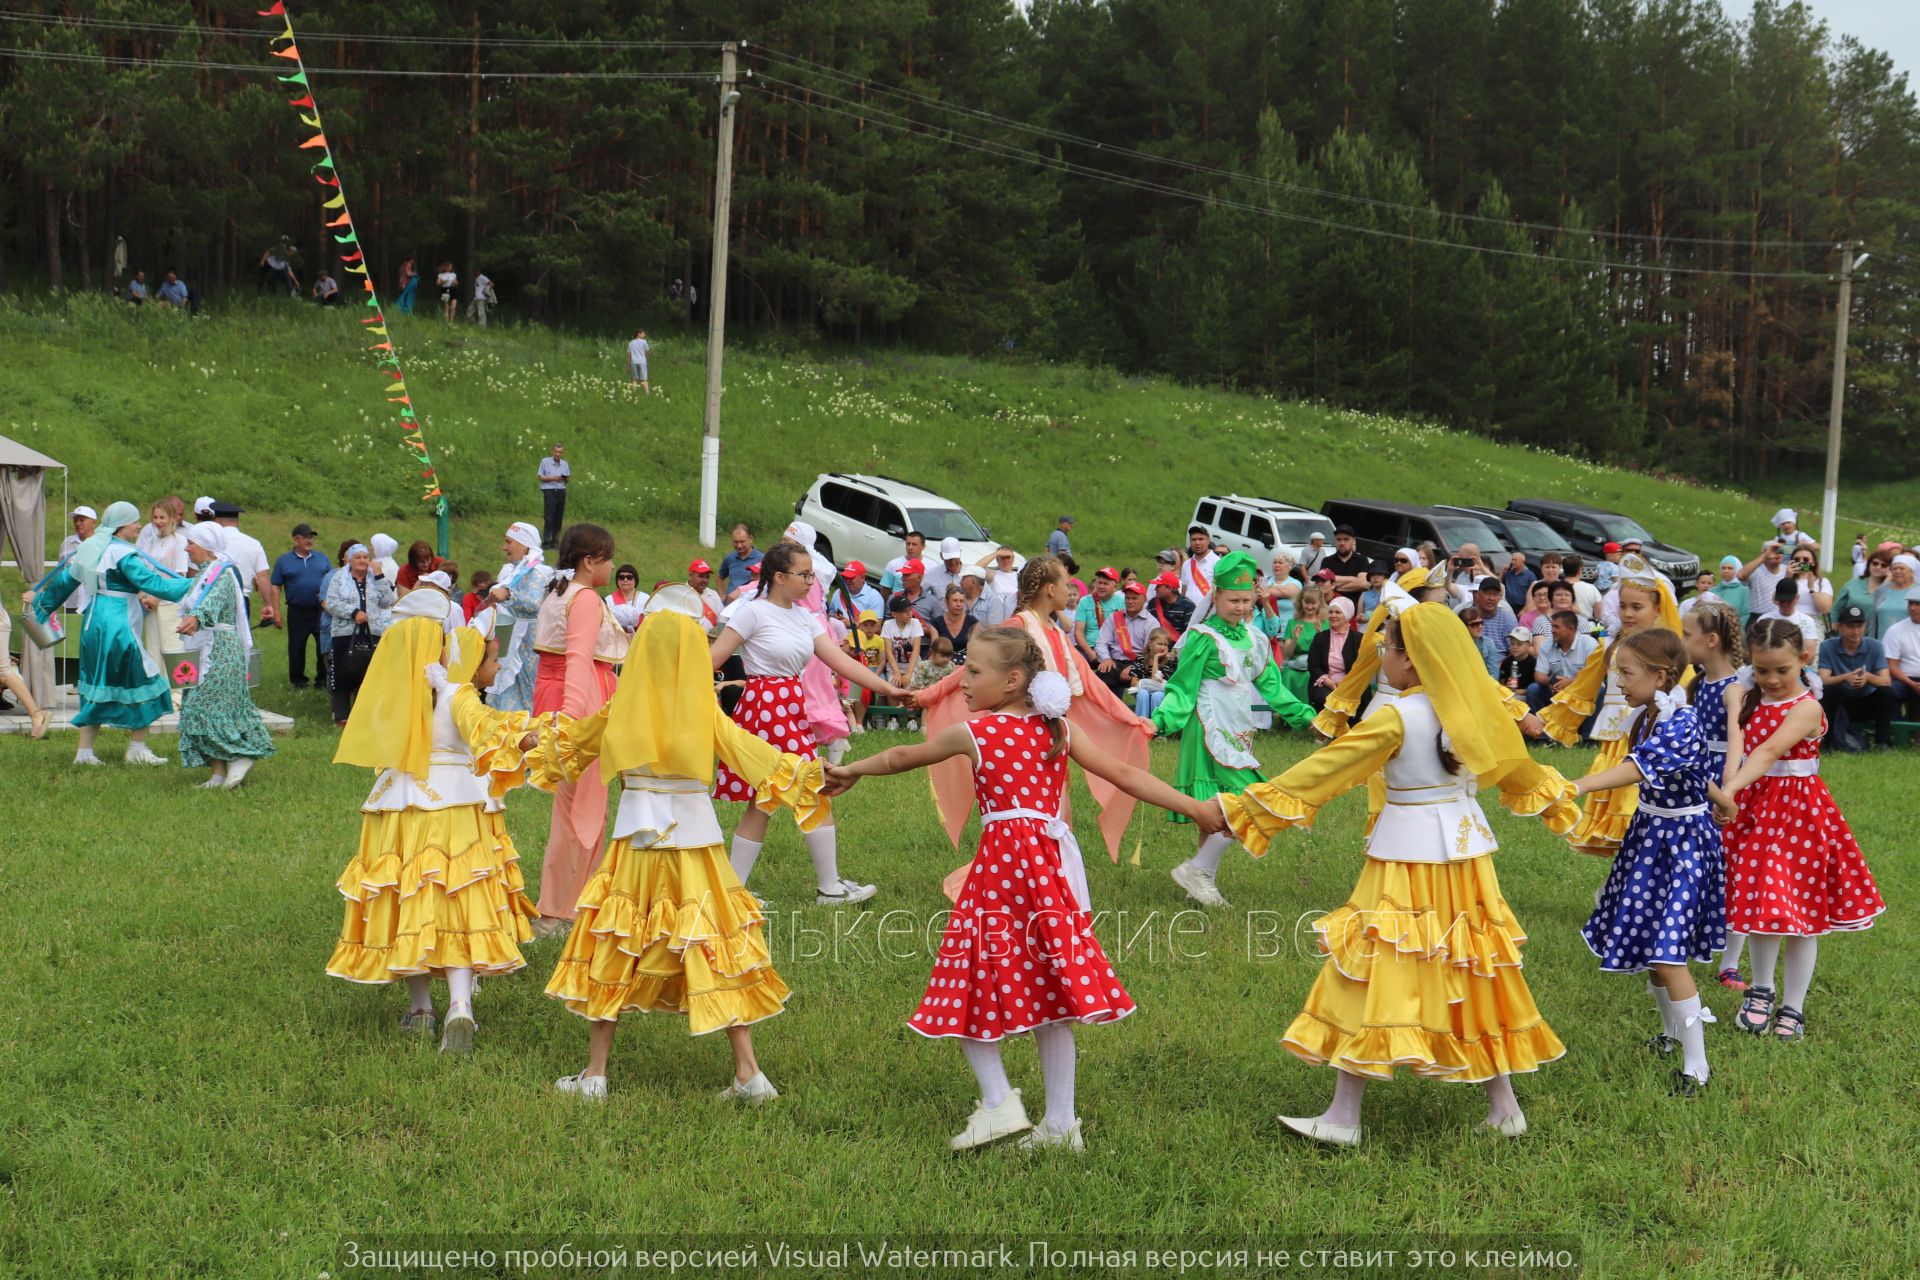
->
[977,545,1021,610]
[685,558,726,631]
[959,566,1007,627]
[924,537,966,599]
[1755,578,1822,658]
[537,443,570,548]
[626,329,650,392]
[58,506,99,612]
[211,501,276,625]
[1738,540,1790,622]
[1297,532,1330,579]
[1884,588,1920,719]
[471,272,494,326]
[1527,609,1599,713]
[1178,524,1219,611]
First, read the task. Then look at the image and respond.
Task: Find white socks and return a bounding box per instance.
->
[1671,995,1710,1083]
[1483,1072,1523,1126]
[1721,931,1747,973]
[1034,1024,1078,1132]
[802,824,843,895]
[1651,984,1676,1037]
[1747,935,1782,993]
[961,1040,1011,1109]
[406,974,432,1012]
[1190,832,1233,876]
[1781,938,1818,1010]
[729,835,763,885]
[74,749,99,765]
[1323,1069,1369,1127]
[446,966,475,1013]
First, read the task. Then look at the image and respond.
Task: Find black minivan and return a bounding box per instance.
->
[1319,499,1512,567]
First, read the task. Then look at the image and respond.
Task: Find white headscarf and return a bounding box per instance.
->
[1396,546,1421,567]
[781,520,838,583]
[1771,508,1797,529]
[185,521,228,557]
[369,533,399,560]
[392,582,451,621]
[73,501,142,592]
[505,522,543,559]
[181,519,252,659]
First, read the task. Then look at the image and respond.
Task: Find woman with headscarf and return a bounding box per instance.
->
[323,543,397,727]
[1307,596,1362,712]
[484,521,550,713]
[327,594,541,1055]
[1221,603,1579,1148]
[173,522,274,789]
[30,501,194,766]
[368,533,401,584]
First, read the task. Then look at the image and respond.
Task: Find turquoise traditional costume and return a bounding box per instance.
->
[33,501,192,730]
[176,522,274,773]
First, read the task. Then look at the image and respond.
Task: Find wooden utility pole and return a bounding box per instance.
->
[698,42,740,550]
[1818,243,1863,576]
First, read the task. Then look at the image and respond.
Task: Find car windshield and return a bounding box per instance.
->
[907,507,987,543]
[1503,518,1574,553]
[1596,514,1658,545]
[1431,516,1509,555]
[1273,518,1333,550]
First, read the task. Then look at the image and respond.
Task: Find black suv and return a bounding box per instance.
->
[1434,505,1576,576]
[1505,499,1698,584]
[1319,499,1512,567]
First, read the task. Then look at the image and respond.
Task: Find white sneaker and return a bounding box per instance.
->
[1016,1118,1086,1154]
[815,878,877,906]
[716,1071,779,1105]
[125,747,169,766]
[1483,1112,1528,1139]
[951,1089,1032,1151]
[222,757,255,789]
[73,751,102,767]
[1278,1114,1362,1148]
[1170,859,1229,908]
[905,718,920,731]
[554,1071,607,1102]
[439,1006,475,1055]
[198,774,228,789]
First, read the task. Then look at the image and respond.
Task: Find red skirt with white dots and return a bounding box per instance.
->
[714,676,817,802]
[909,814,1135,1041]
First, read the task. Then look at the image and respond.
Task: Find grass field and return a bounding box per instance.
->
[2,295,1915,1278]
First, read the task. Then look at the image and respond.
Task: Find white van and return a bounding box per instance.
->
[795,473,1001,581]
[1190,495,1336,564]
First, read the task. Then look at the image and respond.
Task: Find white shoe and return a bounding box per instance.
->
[716,1071,779,1105]
[439,1006,475,1055]
[554,1071,607,1102]
[815,878,877,906]
[905,718,920,731]
[125,747,168,766]
[73,751,102,767]
[1483,1112,1528,1139]
[1015,1118,1085,1154]
[222,757,255,789]
[198,774,228,789]
[951,1089,1031,1151]
[1170,859,1229,908]
[1278,1114,1362,1148]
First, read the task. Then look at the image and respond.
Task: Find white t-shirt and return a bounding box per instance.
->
[1882,618,1920,670]
[1745,562,1788,615]
[436,271,457,290]
[726,597,825,677]
[1570,579,1603,621]
[1756,608,1822,654]
[881,617,924,668]
[1179,552,1220,611]
[473,273,491,300]
[627,337,650,366]
[221,527,269,594]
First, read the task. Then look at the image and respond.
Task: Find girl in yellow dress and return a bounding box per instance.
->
[538,586,827,1104]
[1540,554,1686,855]
[1220,603,1578,1148]
[326,586,541,1055]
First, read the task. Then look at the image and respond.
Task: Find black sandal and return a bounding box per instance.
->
[1645,1032,1677,1056]
[1734,986,1776,1036]
[1669,1069,1708,1098]
[1772,1004,1807,1042]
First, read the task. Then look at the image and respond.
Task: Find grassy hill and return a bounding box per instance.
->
[2,293,1908,595]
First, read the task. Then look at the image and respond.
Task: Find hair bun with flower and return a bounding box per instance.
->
[1029,671,1072,719]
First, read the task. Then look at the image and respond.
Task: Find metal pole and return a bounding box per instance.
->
[698,42,740,550]
[436,497,450,560]
[1818,243,1857,577]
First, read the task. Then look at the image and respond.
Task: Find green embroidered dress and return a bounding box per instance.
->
[1151,618,1314,822]
[177,567,275,768]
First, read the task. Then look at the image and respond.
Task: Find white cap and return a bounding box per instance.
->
[645,583,705,619]
[392,583,450,621]
[939,537,963,559]
[71,505,98,521]
[961,565,987,581]
[194,495,216,517]
[1309,531,1326,543]
[1771,508,1796,528]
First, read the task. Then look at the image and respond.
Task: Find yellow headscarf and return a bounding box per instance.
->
[333,616,444,777]
[1395,602,1533,787]
[1313,568,1440,738]
[599,609,720,782]
[446,625,486,686]
[1617,553,1683,634]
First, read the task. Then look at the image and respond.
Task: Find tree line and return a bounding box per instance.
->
[1,0,1916,486]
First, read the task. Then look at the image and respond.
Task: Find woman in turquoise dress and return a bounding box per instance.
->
[176,522,274,788]
[31,501,193,766]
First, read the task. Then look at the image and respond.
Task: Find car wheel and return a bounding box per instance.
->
[817,537,835,567]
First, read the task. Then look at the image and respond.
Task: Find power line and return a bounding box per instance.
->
[754,44,1835,254]
[0,9,719,49]
[0,44,715,79]
[758,79,1836,282]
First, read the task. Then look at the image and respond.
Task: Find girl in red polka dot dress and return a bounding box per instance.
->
[1721,619,1885,1042]
[824,628,1224,1154]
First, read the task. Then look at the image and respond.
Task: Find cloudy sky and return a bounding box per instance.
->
[1718,0,1914,82]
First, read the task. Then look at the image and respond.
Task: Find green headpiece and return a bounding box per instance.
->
[1213,550,1260,592]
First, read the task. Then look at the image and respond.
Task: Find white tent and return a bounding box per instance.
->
[0,433,66,711]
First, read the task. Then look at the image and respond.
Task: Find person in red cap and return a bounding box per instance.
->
[1149,571,1194,638]
[1074,566,1122,667]
[827,559,884,624]
[897,558,939,625]
[1094,580,1156,696]
[686,558,725,631]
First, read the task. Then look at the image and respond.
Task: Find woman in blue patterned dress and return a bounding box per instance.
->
[31,501,194,766]
[1681,602,1747,991]
[175,523,274,789]
[1572,629,1736,1096]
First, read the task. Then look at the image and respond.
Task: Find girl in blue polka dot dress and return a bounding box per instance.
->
[1572,629,1738,1095]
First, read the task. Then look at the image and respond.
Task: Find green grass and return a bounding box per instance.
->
[2,295,1915,1278]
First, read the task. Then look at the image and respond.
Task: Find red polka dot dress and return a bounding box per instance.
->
[713,676,815,801]
[908,713,1135,1041]
[1724,691,1884,936]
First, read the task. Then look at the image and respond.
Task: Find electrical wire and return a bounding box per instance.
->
[0,9,720,49]
[0,44,715,79]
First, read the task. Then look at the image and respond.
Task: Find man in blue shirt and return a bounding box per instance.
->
[1047,515,1073,558]
[717,523,764,599]
[1501,550,1537,611]
[536,443,570,548]
[828,558,884,622]
[155,270,190,308]
[273,522,333,689]
[1817,604,1894,751]
[126,271,148,304]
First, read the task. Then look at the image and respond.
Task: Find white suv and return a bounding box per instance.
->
[1191,495,1336,564]
[795,474,1001,581]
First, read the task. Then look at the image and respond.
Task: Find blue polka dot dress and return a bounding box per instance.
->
[1581,704,1728,972]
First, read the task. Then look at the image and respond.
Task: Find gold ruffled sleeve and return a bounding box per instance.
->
[450,685,536,798]
[1222,708,1404,857]
[713,708,831,831]
[520,705,608,791]
[1494,761,1581,835]
[1498,680,1529,722]
[1540,645,1608,746]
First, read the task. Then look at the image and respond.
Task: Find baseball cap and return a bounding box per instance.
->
[856,609,879,624]
[1058,515,1075,524]
[1602,541,1622,553]
[1122,581,1146,596]
[1622,538,1643,548]
[1156,549,1180,565]
[1836,603,1867,625]
[1151,571,1180,588]
[843,560,866,579]
[961,565,986,581]
[1333,523,1356,536]
[71,505,98,521]
[747,563,762,576]
[291,522,319,538]
[939,537,962,559]
[1477,575,1502,593]
[688,558,712,574]
[1308,531,1326,543]
[1507,628,1532,646]
[1095,566,1120,582]
[1312,568,1337,583]
[887,593,912,613]
[901,558,926,575]
[193,495,216,517]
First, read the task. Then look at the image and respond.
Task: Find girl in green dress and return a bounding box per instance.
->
[1278,585,1328,708]
[175,523,274,788]
[1151,551,1315,907]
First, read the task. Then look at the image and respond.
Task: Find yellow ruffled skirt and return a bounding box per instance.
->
[1283,855,1565,1083]
[327,805,531,982]
[543,839,791,1034]
[1566,736,1636,856]
[487,809,541,935]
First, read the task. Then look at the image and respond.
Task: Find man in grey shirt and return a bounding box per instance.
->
[537,444,570,549]
[1047,515,1073,558]
[1526,609,1599,713]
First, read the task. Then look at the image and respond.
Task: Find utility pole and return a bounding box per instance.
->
[698,42,741,550]
[1818,242,1864,577]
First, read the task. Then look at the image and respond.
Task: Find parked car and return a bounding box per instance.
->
[1190,495,1336,564]
[795,473,1000,583]
[1504,499,1698,585]
[1434,505,1576,576]
[1318,498,1513,571]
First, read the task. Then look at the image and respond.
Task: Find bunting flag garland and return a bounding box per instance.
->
[261,3,448,516]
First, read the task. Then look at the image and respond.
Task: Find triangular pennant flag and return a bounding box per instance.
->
[389,395,412,406]
[280,21,294,42]
[299,134,328,150]
[341,250,364,263]
[369,342,393,353]
[257,2,286,15]
[300,112,322,130]
[386,377,406,390]
[365,326,388,337]
[314,176,339,188]
[325,212,351,228]
[287,94,316,109]
[332,231,358,244]
[272,44,301,60]
[344,264,368,276]
[422,469,435,479]
[321,193,345,209]
[423,489,442,502]
[277,71,307,85]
